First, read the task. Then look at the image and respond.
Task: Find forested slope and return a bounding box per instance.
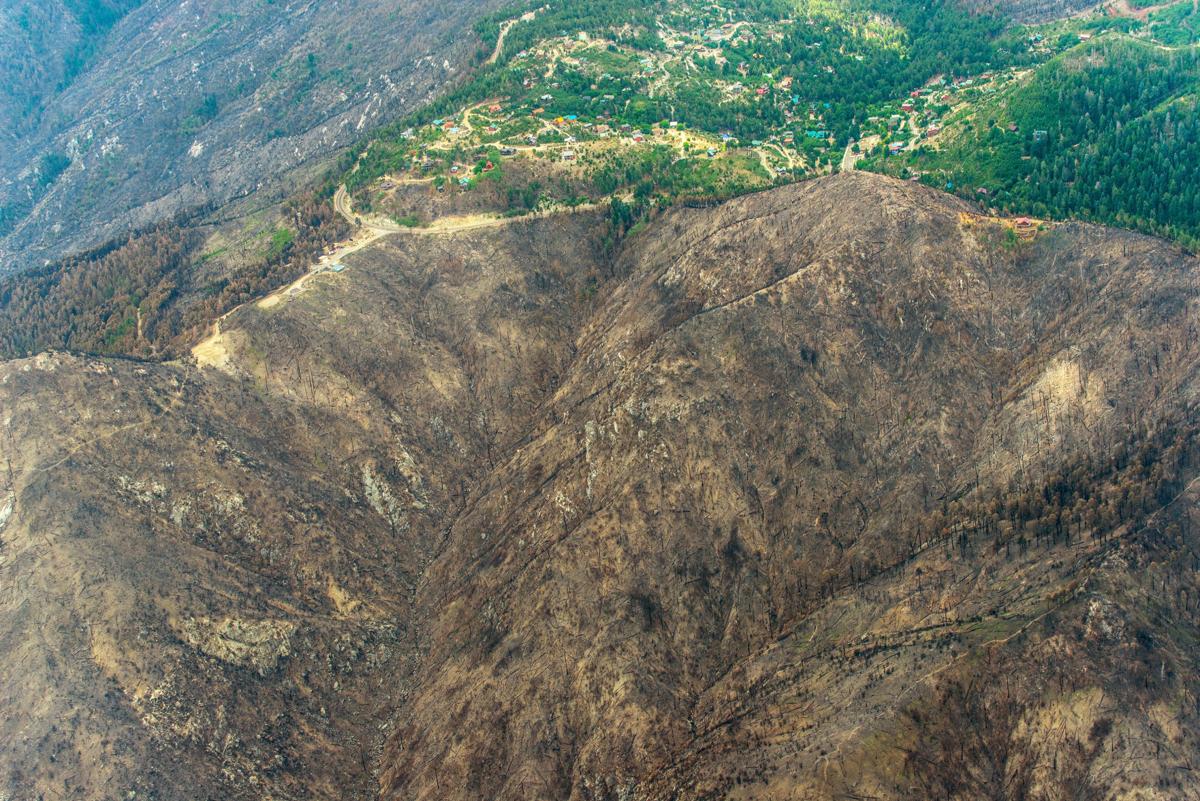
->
[873,37,1200,247]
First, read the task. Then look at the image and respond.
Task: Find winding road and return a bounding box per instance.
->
[193,185,603,368]
[334,184,599,236]
[486,10,538,66]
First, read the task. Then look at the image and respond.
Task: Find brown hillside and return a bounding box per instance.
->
[2,173,1198,801]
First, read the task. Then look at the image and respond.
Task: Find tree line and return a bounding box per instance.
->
[890,38,1200,249]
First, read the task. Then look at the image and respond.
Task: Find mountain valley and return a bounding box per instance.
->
[3,173,1200,800]
[3,0,1200,799]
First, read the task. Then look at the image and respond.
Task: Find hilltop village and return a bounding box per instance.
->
[343,0,1140,226]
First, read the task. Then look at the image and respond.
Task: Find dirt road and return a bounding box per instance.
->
[841,135,879,172]
[401,203,602,235]
[486,10,538,66]
[192,220,384,368]
[194,189,603,368]
[335,183,599,236]
[1104,0,1179,20]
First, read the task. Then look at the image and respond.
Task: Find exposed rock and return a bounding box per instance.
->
[174,617,297,673]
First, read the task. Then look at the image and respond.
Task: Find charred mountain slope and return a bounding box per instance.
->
[0,0,145,148]
[2,173,1199,801]
[0,0,501,270]
[967,0,1101,22]
[0,212,607,801]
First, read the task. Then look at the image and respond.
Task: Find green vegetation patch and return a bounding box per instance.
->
[867,37,1200,248]
[1147,1,1200,46]
[266,227,296,258]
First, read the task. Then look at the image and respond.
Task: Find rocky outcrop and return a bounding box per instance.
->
[174,617,297,673]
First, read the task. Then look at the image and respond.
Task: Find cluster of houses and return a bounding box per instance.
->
[871,66,1028,157]
[397,9,1042,191]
